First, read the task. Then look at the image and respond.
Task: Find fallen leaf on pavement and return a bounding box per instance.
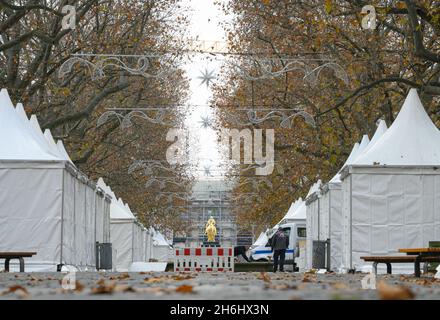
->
[257,272,271,283]
[75,281,85,292]
[110,273,130,280]
[172,274,195,281]
[175,285,194,293]
[113,284,136,293]
[1,285,29,298]
[90,279,116,294]
[377,281,415,300]
[302,274,316,283]
[144,277,166,284]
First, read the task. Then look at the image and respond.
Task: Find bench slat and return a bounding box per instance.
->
[0,252,36,258]
[361,256,440,262]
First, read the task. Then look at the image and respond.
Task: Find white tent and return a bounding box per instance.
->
[0,89,110,271]
[251,231,269,249]
[278,198,306,226]
[305,180,322,269]
[319,124,387,271]
[278,198,301,224]
[99,178,152,270]
[98,178,138,271]
[57,140,74,165]
[289,200,306,221]
[320,143,360,271]
[340,89,440,273]
[151,229,172,262]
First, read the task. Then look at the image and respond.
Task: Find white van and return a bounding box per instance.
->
[249,222,306,262]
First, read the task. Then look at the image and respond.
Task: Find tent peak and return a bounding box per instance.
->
[354,88,440,166]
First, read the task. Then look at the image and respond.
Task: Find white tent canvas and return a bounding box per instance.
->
[152,229,172,262]
[319,125,387,271]
[99,178,138,271]
[0,89,109,271]
[305,180,322,269]
[340,89,440,273]
[251,232,269,249]
[278,198,305,225]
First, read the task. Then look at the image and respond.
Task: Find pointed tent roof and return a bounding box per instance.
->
[153,230,171,247]
[15,102,29,122]
[56,140,74,165]
[329,129,379,184]
[357,134,370,155]
[29,114,56,155]
[15,104,62,159]
[290,201,306,220]
[0,89,61,161]
[97,178,135,221]
[97,177,114,197]
[110,200,135,220]
[306,179,322,198]
[252,232,269,247]
[354,89,440,166]
[280,198,307,224]
[43,129,64,158]
[281,197,304,221]
[124,203,135,217]
[362,120,387,155]
[329,142,360,184]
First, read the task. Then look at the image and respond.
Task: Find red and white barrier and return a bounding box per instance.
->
[174,247,234,272]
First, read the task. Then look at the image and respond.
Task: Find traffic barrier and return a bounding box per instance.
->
[174,247,234,272]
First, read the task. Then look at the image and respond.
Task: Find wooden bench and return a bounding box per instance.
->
[0,252,36,272]
[361,255,440,277]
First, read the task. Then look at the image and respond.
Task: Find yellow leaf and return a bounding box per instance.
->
[324,0,332,14]
[175,285,194,293]
[396,1,406,9]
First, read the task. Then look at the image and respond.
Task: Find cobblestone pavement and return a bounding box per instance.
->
[0,271,439,300]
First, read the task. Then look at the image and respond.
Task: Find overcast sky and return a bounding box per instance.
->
[182,0,230,179]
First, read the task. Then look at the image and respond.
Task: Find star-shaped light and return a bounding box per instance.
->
[197,68,216,87]
[199,115,213,129]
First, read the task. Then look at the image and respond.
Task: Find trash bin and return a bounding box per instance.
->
[312,240,326,269]
[96,242,112,270]
[428,241,440,272]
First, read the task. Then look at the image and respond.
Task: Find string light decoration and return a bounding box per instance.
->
[197,68,216,87]
[221,108,316,128]
[144,176,189,190]
[97,106,315,129]
[58,53,174,80]
[58,48,348,130]
[230,57,349,85]
[128,159,186,175]
[97,108,181,128]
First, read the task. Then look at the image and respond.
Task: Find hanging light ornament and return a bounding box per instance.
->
[198,115,213,129]
[58,53,173,80]
[197,68,216,87]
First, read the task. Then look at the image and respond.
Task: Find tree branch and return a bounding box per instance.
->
[44,81,129,129]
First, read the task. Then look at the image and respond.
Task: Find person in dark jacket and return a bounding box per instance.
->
[271,228,289,272]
